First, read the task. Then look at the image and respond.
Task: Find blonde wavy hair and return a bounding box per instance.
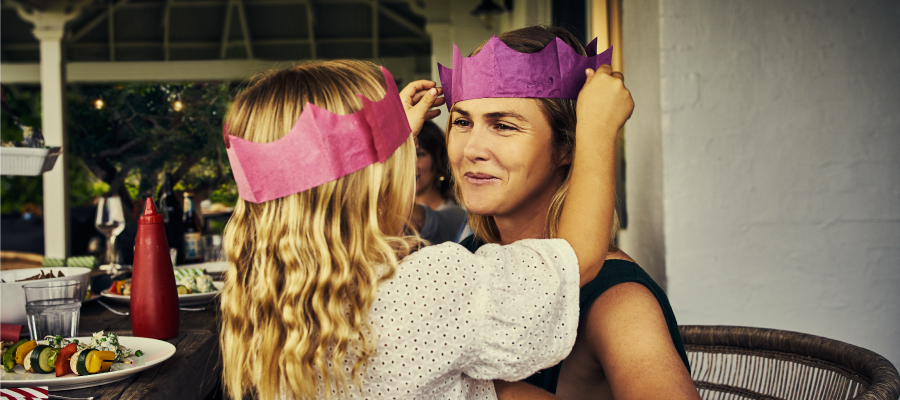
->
[451,26,619,251]
[220,60,420,400]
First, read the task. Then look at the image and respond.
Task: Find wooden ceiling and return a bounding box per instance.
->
[1,0,431,63]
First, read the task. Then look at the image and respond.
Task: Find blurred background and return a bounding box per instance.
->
[1,0,897,370]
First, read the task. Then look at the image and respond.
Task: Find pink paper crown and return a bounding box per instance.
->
[438,36,612,108]
[224,66,411,203]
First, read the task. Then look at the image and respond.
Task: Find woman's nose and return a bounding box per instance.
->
[462,126,491,162]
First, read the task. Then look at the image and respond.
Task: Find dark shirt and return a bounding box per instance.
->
[459,235,691,393]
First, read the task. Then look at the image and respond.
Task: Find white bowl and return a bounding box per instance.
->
[1,267,92,325]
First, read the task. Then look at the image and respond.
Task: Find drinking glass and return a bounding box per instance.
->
[95,195,126,272]
[23,280,82,340]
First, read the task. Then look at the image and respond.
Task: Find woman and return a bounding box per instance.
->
[219,59,628,399]
[444,27,700,399]
[414,120,467,244]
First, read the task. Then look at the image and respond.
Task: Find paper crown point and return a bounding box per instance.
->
[438,35,612,108]
[224,66,411,204]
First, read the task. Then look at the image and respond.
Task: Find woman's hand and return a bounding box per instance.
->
[400,80,445,136]
[576,65,634,137]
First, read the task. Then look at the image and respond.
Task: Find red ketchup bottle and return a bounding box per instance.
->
[130,198,180,339]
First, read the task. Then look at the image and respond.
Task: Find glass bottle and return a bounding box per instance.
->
[182,194,204,264]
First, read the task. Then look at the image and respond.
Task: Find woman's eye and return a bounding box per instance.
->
[495,123,516,131]
[451,119,471,128]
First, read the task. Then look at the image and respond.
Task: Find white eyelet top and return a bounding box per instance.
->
[305,239,579,400]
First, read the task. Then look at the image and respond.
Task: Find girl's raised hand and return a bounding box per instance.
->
[576,65,634,137]
[400,80,445,136]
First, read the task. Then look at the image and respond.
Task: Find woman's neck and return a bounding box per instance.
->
[416,189,445,211]
[494,209,548,245]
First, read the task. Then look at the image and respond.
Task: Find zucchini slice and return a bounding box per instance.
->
[37,347,57,373]
[75,350,97,376]
[28,345,55,374]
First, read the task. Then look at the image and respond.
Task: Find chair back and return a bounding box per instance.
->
[680,326,900,400]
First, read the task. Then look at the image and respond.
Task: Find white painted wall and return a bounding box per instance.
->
[622,0,900,368]
[618,0,666,288]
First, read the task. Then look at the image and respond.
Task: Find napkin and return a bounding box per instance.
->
[0,387,48,400]
[0,323,22,341]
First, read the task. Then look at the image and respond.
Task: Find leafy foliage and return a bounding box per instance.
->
[2,83,236,222]
[67,82,234,218]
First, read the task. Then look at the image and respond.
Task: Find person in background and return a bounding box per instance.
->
[443,26,700,399]
[413,120,467,244]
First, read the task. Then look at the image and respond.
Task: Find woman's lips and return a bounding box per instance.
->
[464,172,499,185]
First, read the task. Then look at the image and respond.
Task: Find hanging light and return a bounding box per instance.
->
[471,0,505,29]
[172,95,184,112]
[93,96,105,110]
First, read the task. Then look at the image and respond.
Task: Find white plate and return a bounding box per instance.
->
[100,282,223,306]
[0,336,176,391]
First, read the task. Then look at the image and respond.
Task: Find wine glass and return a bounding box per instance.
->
[95,196,126,272]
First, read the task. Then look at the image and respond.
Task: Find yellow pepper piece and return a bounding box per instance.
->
[15,340,37,366]
[88,350,115,373]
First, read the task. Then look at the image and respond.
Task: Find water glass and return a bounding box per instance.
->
[23,280,82,340]
[203,235,225,262]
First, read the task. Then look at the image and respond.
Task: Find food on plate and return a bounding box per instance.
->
[2,339,29,372]
[16,270,66,282]
[71,349,116,375]
[109,270,217,296]
[24,345,57,373]
[110,279,131,296]
[1,331,142,378]
[55,343,77,376]
[15,340,37,367]
[173,268,217,294]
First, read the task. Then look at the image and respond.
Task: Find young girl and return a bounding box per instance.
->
[219,59,630,399]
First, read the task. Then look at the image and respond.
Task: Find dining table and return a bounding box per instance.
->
[51,298,223,400]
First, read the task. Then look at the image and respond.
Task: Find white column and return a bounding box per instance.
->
[16,2,91,259]
[35,26,71,259]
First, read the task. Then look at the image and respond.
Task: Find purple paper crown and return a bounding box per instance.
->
[224,66,411,204]
[438,36,612,109]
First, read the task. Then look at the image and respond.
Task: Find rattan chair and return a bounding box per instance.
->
[0,251,44,270]
[680,325,900,400]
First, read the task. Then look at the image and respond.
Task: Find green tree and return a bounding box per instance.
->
[67,83,233,219]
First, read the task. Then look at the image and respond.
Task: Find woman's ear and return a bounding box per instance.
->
[558,151,573,167]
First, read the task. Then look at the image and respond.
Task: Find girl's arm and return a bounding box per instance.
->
[559,66,634,286]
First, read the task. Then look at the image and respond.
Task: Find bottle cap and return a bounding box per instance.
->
[139,197,164,224]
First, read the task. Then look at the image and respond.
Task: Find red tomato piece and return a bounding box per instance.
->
[56,343,78,377]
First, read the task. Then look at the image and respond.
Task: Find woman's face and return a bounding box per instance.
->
[415,144,436,197]
[447,97,567,220]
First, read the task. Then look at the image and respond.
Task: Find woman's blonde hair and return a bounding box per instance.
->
[220,60,419,400]
[452,26,619,251]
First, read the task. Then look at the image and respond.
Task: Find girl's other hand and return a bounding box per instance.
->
[400,80,445,136]
[576,65,634,137]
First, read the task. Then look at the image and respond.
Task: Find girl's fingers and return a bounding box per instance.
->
[611,71,625,83]
[407,88,439,135]
[410,87,444,105]
[400,80,437,109]
[425,109,442,120]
